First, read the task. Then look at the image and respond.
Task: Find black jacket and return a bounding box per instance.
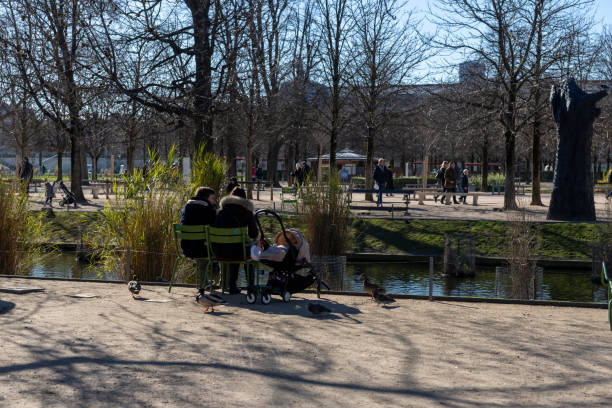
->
[179,199,216,258]
[373,165,386,185]
[213,196,258,260]
[460,174,469,190]
[384,167,393,189]
[226,181,240,194]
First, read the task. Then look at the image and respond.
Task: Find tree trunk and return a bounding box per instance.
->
[92,155,98,180]
[365,126,374,201]
[56,151,63,181]
[266,140,283,187]
[190,0,214,153]
[503,94,517,210]
[69,132,85,201]
[481,130,489,192]
[547,78,607,221]
[531,115,543,206]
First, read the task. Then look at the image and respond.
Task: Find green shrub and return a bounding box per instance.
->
[470,173,506,190]
[190,144,227,197]
[0,178,44,275]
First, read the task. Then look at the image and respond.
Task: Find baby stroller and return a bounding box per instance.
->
[58,181,78,208]
[248,209,329,305]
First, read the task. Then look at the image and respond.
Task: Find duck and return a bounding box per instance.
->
[128,275,141,298]
[195,288,226,313]
[359,273,386,300]
[373,290,395,305]
[307,303,331,315]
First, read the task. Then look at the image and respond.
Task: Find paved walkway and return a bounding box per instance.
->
[0,278,610,407]
[27,184,612,221]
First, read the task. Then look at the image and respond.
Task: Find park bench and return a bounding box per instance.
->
[280,187,299,212]
[349,187,414,215]
[414,189,482,206]
[90,181,111,199]
[602,262,611,331]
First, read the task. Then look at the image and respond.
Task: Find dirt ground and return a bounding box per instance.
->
[1,277,611,407]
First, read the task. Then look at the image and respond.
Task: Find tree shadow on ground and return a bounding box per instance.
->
[0,300,15,315]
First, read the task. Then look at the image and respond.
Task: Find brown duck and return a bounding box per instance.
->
[359,273,386,300]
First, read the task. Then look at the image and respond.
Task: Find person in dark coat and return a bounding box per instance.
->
[373,158,386,207]
[179,187,217,258]
[292,163,305,187]
[435,161,448,203]
[459,169,470,204]
[213,187,258,294]
[444,162,459,204]
[301,160,311,184]
[226,177,240,194]
[19,156,33,192]
[384,165,394,197]
[255,164,264,189]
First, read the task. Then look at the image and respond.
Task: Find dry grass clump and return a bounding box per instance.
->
[0,178,43,275]
[301,177,351,257]
[506,202,541,299]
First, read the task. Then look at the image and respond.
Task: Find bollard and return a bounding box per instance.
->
[256,181,260,201]
[429,257,434,301]
[391,204,394,219]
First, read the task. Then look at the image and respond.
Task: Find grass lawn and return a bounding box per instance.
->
[40,211,605,259]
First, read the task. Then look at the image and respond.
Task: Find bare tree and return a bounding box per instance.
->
[349,0,429,199]
[434,0,546,210]
[315,0,352,177]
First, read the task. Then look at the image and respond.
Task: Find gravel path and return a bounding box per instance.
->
[1,278,611,407]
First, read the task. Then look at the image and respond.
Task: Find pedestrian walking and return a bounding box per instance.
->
[44,181,55,207]
[444,162,459,204]
[255,163,264,190]
[385,165,394,196]
[18,156,33,193]
[435,161,448,203]
[460,169,470,204]
[373,158,386,207]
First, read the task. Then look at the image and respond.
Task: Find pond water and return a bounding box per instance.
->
[25,254,607,303]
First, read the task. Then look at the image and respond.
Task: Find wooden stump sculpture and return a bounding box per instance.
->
[548,78,608,221]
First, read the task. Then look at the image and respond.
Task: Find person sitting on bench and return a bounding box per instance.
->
[179,187,216,258]
[213,187,258,294]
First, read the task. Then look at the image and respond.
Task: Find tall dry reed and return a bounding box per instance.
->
[300,177,351,256]
[506,203,540,299]
[0,178,43,275]
[86,147,189,281]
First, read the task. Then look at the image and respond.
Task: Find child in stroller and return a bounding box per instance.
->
[58,181,78,208]
[248,209,328,304]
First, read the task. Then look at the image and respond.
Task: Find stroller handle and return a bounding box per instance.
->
[254,209,293,249]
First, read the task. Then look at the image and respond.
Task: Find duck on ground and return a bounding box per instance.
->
[307,302,331,315]
[195,288,226,313]
[128,275,141,298]
[359,273,386,300]
[373,289,395,304]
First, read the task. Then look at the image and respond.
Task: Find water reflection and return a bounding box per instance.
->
[27,256,607,303]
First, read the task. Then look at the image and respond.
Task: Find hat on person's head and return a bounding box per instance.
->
[231,187,247,199]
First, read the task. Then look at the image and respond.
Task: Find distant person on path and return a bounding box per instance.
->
[293,163,305,187]
[179,187,217,258]
[44,181,55,207]
[373,158,386,207]
[444,161,459,204]
[460,169,470,204]
[302,160,311,184]
[251,166,256,182]
[18,157,33,192]
[385,165,394,197]
[226,176,240,194]
[435,161,448,203]
[255,163,264,188]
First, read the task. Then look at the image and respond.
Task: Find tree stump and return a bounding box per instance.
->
[547,78,608,221]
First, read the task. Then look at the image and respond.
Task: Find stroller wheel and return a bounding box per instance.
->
[246,291,257,304]
[261,292,271,305]
[282,291,291,303]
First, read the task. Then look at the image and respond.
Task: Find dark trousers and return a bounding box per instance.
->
[377,186,384,206]
[441,187,458,204]
[460,187,468,203]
